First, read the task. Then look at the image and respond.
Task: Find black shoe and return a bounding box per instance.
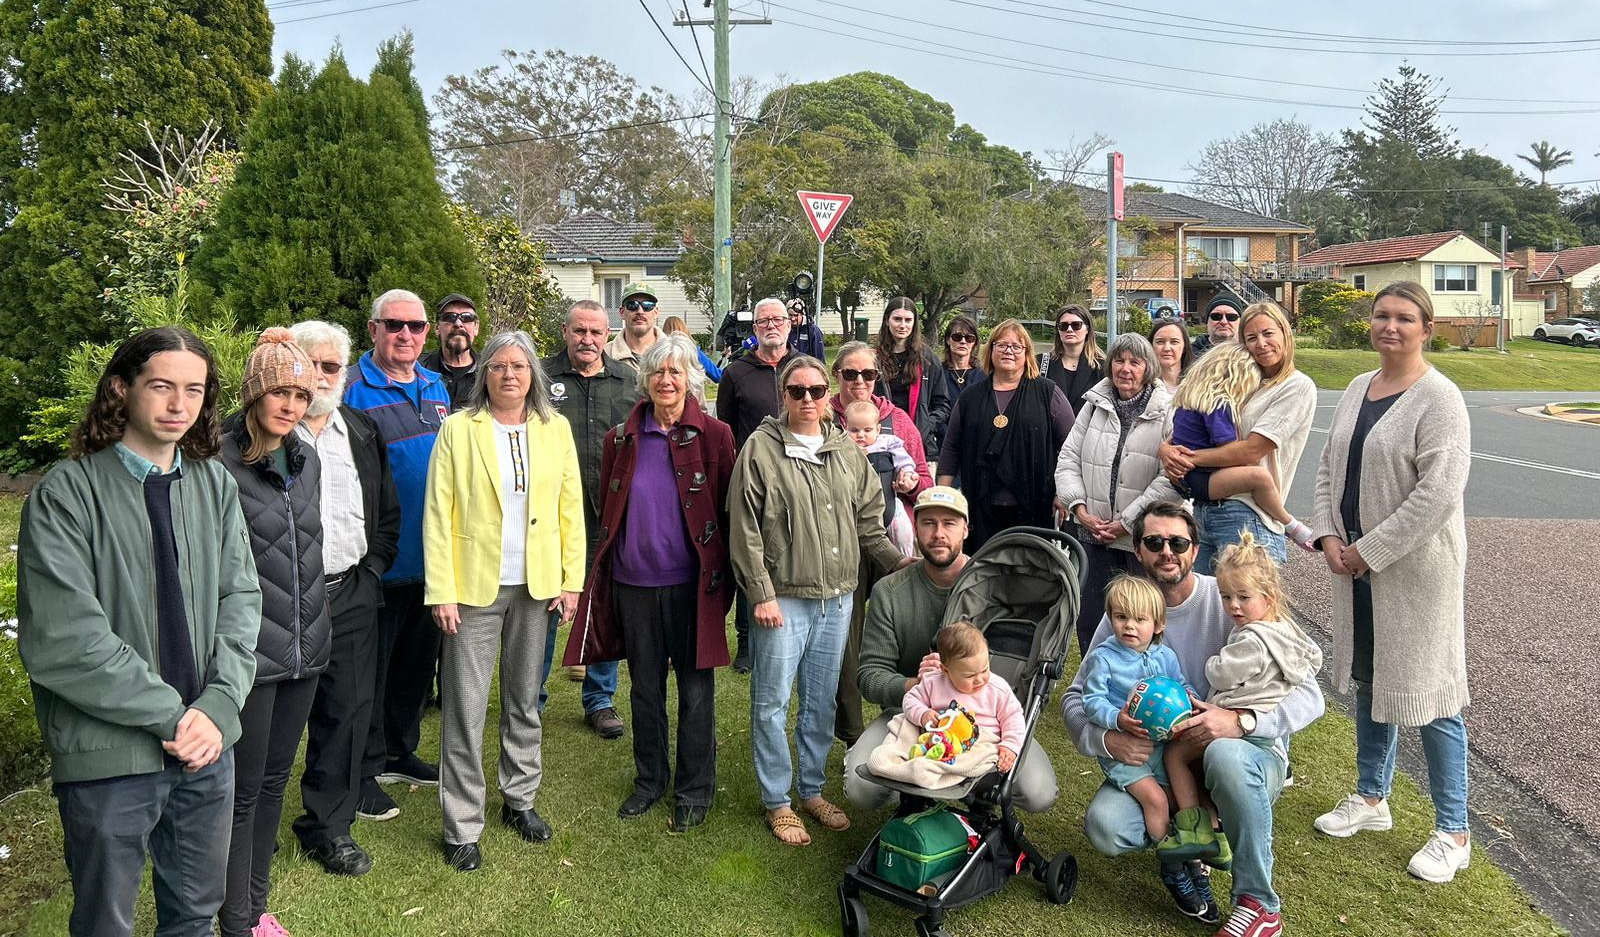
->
[618,792,660,819]
[377,753,439,787]
[732,641,751,674]
[355,779,399,821]
[670,804,708,833]
[445,841,481,872]
[587,707,626,740]
[1184,860,1221,925]
[303,836,373,877]
[1159,861,1210,922]
[501,803,553,843]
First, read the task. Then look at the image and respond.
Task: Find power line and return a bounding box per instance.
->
[274,0,425,25]
[439,112,713,152]
[639,0,715,94]
[676,2,716,92]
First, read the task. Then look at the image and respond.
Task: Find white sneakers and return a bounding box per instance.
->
[1315,794,1471,883]
[1313,794,1393,837]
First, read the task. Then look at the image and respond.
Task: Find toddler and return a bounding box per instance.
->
[1079,574,1187,842]
[1169,343,1316,551]
[843,399,917,556]
[902,622,1025,773]
[1161,532,1322,860]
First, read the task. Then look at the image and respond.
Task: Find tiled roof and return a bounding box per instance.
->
[1298,231,1465,267]
[1072,185,1311,231]
[1074,185,1204,223]
[1527,245,1600,282]
[534,212,682,262]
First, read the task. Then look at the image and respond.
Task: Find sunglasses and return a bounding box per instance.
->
[947,333,976,343]
[310,360,344,376]
[1209,312,1241,322]
[377,319,427,334]
[1139,534,1193,555]
[784,384,828,401]
[840,368,879,383]
[623,299,657,312]
[1057,320,1086,332]
[439,311,478,325]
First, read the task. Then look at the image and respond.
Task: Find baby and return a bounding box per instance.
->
[843,399,917,556]
[902,622,1025,773]
[1079,574,1187,842]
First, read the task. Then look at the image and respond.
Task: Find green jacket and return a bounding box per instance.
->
[18,447,262,783]
[728,416,902,605]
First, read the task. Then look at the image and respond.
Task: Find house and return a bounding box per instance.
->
[1299,231,1545,343]
[1508,245,1600,320]
[1075,186,1325,318]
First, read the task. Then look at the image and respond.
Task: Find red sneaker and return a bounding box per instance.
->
[1215,894,1282,937]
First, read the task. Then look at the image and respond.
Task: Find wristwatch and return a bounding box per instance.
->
[1235,710,1257,734]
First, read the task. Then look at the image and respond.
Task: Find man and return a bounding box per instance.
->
[541,299,638,738]
[419,292,481,410]
[18,326,262,937]
[715,296,799,671]
[343,288,451,821]
[842,487,1059,813]
[1190,295,1242,356]
[288,320,401,877]
[604,283,663,371]
[1062,501,1325,937]
[787,298,825,359]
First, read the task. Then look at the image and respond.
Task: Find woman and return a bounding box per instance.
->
[828,342,934,744]
[1149,316,1194,394]
[662,315,722,383]
[1053,334,1180,653]
[936,319,1074,552]
[563,336,735,833]
[423,331,584,872]
[1159,301,1317,573]
[940,314,981,405]
[1039,303,1104,414]
[219,329,330,937]
[729,355,906,847]
[1310,281,1473,883]
[873,296,950,455]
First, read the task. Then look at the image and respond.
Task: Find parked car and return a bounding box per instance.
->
[1532,318,1600,346]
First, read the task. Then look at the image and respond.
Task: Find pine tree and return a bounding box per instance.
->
[1361,64,1457,160]
[0,0,272,467]
[195,43,482,341]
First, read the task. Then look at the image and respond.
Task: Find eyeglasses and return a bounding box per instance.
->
[992,342,1026,354]
[487,362,531,375]
[309,360,344,376]
[377,319,427,334]
[754,316,787,328]
[947,333,976,344]
[1139,534,1193,555]
[623,299,657,312]
[439,311,478,325]
[1057,320,1086,332]
[839,368,879,383]
[784,384,828,401]
[1209,312,1241,322]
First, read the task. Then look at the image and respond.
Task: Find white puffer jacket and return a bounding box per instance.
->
[1054,378,1180,552]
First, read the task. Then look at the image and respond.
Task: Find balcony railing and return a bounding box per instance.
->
[1188,260,1334,282]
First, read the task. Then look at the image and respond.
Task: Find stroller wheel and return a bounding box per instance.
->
[1044,852,1079,905]
[913,919,951,937]
[839,888,869,937]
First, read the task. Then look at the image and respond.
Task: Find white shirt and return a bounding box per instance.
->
[298,410,366,574]
[1232,369,1317,533]
[494,419,531,585]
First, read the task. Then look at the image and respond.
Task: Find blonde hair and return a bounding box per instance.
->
[1239,302,1297,389]
[936,621,988,661]
[1372,281,1435,326]
[1214,532,1288,622]
[842,399,880,426]
[1105,575,1167,640]
[661,315,691,336]
[1172,342,1261,420]
[981,319,1041,378]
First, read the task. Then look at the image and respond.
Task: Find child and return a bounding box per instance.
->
[902,622,1026,773]
[1161,532,1323,860]
[1169,343,1317,551]
[1079,575,1187,843]
[843,399,917,556]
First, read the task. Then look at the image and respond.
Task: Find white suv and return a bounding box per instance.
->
[1532,317,1600,346]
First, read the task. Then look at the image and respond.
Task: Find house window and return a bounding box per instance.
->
[1352,274,1367,290]
[1116,232,1143,258]
[1190,236,1251,263]
[1544,290,1558,311]
[1433,264,1477,292]
[601,277,625,310]
[643,263,674,277]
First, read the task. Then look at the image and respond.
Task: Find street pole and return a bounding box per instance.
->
[1499,224,1508,354]
[1106,154,1119,344]
[712,0,731,327]
[815,241,824,320]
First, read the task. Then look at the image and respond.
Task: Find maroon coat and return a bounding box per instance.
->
[563,396,736,670]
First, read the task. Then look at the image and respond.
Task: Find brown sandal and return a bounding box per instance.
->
[801,798,852,832]
[768,810,811,846]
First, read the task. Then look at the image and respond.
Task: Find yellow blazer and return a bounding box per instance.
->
[423,407,586,607]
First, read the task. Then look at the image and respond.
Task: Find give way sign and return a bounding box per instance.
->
[797,190,853,243]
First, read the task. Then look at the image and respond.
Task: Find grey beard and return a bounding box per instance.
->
[306,390,341,417]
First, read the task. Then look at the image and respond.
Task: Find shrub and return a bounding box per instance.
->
[1430,333,1451,353]
[1299,281,1375,349]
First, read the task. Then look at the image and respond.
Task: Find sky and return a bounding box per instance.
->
[269,0,1600,198]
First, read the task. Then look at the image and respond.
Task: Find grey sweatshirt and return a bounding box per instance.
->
[1205,618,1323,714]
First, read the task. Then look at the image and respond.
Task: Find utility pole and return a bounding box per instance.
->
[1499,224,1508,354]
[676,2,769,326]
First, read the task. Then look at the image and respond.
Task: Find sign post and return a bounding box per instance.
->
[1107,152,1125,343]
[797,190,853,319]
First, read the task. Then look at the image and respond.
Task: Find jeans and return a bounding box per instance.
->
[750,594,853,809]
[1354,680,1470,834]
[1194,499,1287,575]
[55,752,235,937]
[539,609,619,714]
[1083,737,1286,912]
[614,581,717,807]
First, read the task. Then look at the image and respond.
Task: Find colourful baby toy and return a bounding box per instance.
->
[909,702,980,764]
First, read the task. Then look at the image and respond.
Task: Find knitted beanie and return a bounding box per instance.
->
[241,327,317,410]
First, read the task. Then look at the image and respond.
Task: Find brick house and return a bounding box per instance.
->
[1508,246,1600,320]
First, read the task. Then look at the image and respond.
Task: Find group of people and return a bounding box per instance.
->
[15,280,1473,937]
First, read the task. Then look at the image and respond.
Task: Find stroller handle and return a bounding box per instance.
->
[991,526,1090,593]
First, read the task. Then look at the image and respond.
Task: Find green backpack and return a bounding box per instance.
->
[875,807,976,892]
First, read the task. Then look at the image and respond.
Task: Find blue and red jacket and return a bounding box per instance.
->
[342,352,449,585]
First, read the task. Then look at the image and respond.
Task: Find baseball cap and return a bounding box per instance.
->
[913,486,968,520]
[435,292,477,315]
[621,283,657,304]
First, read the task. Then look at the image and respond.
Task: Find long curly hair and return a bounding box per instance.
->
[73,326,222,461]
[1171,341,1260,420]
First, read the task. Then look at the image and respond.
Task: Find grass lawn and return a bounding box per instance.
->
[1296,338,1600,392]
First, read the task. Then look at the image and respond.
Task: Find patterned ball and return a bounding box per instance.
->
[1127,676,1192,742]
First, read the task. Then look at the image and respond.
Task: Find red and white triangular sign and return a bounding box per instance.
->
[797,190,853,244]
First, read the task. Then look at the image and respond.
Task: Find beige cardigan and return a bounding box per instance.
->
[1312,368,1471,727]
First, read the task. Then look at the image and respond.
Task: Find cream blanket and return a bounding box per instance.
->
[865,714,1001,790]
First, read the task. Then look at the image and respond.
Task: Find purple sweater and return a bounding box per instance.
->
[1171,404,1239,451]
[612,413,697,587]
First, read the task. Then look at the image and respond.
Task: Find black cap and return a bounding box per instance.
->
[435,293,476,315]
